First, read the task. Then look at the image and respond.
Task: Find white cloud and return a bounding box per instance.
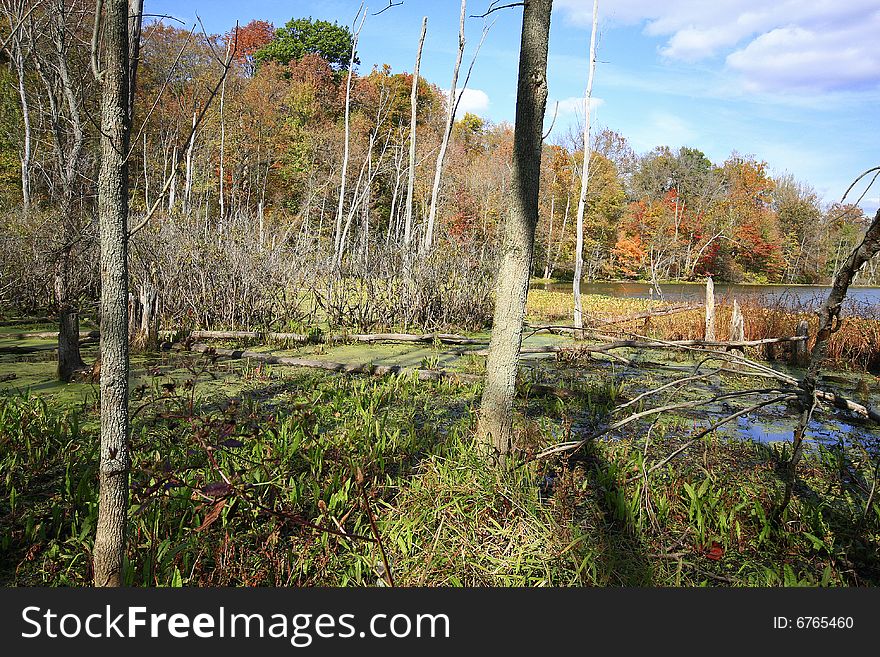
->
[554,0,880,93]
[553,95,604,117]
[726,23,880,93]
[443,88,490,118]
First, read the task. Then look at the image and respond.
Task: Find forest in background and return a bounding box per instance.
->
[1,7,877,330]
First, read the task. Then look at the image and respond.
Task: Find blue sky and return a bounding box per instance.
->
[144,0,880,214]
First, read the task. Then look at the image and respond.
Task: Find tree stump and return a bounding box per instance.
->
[704,277,715,341]
[132,282,159,351]
[792,319,810,367]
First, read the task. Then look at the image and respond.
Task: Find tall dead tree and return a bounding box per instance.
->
[572,0,598,333]
[32,0,93,381]
[402,16,427,250]
[333,5,366,264]
[0,0,34,215]
[422,0,466,255]
[92,0,143,587]
[477,0,552,459]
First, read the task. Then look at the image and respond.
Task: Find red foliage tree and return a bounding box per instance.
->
[226,20,275,75]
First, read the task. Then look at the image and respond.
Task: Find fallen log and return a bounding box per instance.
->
[182,342,484,384]
[160,329,486,346]
[8,330,100,340]
[465,335,808,357]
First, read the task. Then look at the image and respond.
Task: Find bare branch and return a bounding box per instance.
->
[127,25,197,162]
[628,394,799,483]
[470,1,524,18]
[373,0,402,15]
[542,100,559,141]
[536,388,790,459]
[841,165,880,204]
[90,0,104,81]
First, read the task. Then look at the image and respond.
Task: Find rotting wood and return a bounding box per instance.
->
[792,319,810,366]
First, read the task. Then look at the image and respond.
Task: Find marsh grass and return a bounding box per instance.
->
[526,289,880,371]
[2,350,878,587]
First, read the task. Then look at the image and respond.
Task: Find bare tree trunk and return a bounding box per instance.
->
[1,6,32,214]
[477,0,551,460]
[92,0,141,587]
[792,319,810,366]
[218,41,229,220]
[549,193,570,277]
[184,111,196,213]
[167,144,177,212]
[333,5,366,262]
[542,193,555,279]
[403,16,427,251]
[572,0,598,333]
[133,281,158,351]
[422,0,466,255]
[729,298,744,342]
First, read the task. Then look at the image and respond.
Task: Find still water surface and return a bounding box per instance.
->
[539,281,880,313]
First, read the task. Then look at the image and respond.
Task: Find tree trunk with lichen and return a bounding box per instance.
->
[476,0,552,460]
[93,0,142,587]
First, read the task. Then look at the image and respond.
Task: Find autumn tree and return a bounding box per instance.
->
[226,19,274,75]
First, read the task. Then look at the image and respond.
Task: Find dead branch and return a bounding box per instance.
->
[470,335,807,357]
[536,387,790,459]
[779,206,880,518]
[615,367,723,413]
[627,394,799,483]
[470,1,524,18]
[373,0,403,15]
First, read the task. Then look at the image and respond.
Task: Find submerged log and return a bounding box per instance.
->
[12,330,100,340]
[181,342,483,384]
[159,329,486,346]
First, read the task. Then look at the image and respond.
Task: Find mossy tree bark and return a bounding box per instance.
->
[477,0,552,460]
